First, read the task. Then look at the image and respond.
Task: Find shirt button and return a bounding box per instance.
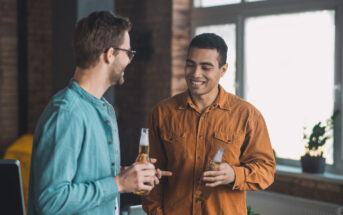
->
[201,115,205,119]
[106,120,110,124]
[199,135,203,139]
[103,103,106,107]
[197,156,201,160]
[109,141,112,144]
[112,162,115,166]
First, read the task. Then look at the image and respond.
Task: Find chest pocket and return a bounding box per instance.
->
[161,132,188,162]
[212,131,243,165]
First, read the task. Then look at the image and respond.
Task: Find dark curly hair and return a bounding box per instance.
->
[189,33,227,67]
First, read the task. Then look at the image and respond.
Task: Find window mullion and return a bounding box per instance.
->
[334,5,343,174]
[236,15,245,98]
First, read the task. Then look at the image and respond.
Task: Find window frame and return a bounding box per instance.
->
[191,0,343,174]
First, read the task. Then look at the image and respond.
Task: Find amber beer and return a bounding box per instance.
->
[195,146,225,201]
[136,145,149,163]
[134,128,151,195]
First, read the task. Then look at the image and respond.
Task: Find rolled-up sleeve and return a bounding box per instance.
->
[231,112,276,191]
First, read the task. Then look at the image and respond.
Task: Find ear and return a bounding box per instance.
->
[220,63,228,77]
[103,47,115,64]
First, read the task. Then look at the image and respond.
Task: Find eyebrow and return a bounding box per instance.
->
[186,59,215,67]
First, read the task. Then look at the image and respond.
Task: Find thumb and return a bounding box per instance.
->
[150,158,157,164]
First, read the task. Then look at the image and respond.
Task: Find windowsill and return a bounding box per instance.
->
[276,164,343,185]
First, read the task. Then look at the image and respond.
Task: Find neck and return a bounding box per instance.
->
[190,86,219,113]
[73,65,111,99]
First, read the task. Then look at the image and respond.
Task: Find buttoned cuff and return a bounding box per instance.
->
[97,176,119,202]
[231,166,245,190]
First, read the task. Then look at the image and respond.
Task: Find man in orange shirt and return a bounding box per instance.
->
[142,33,275,215]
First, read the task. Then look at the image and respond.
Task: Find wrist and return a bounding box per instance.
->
[114,175,124,193]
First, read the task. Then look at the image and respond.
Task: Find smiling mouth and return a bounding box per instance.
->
[189,80,206,89]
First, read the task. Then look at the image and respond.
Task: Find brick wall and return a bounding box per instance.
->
[269,173,343,205]
[27,0,53,133]
[172,0,191,96]
[115,0,191,207]
[115,0,191,165]
[0,0,18,157]
[0,0,52,156]
[115,0,173,165]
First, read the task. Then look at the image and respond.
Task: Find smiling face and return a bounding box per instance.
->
[185,47,227,100]
[110,31,131,85]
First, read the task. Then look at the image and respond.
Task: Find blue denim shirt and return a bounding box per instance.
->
[28,80,121,215]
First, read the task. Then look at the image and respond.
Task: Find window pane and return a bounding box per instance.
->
[195,24,236,94]
[194,0,241,8]
[245,11,335,164]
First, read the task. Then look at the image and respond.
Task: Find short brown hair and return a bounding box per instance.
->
[72,11,131,69]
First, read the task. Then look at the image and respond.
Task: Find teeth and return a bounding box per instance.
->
[191,81,203,85]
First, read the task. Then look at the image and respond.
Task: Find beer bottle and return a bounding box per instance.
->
[134,128,151,195]
[195,146,225,201]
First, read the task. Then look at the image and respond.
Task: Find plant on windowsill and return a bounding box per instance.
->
[247,205,260,215]
[301,111,339,174]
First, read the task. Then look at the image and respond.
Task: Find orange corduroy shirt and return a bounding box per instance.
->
[142,86,276,215]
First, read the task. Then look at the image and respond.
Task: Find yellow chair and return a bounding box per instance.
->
[3,134,33,212]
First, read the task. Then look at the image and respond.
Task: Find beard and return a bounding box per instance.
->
[110,63,126,86]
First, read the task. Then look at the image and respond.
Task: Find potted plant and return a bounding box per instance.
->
[247,206,260,215]
[301,111,338,173]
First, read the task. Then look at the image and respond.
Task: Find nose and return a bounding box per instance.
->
[192,66,202,77]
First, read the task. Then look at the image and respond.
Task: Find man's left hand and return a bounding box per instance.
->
[202,162,235,187]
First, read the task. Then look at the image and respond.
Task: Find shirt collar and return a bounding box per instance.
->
[213,85,231,111]
[177,85,231,111]
[69,79,109,108]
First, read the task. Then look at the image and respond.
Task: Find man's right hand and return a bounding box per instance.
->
[115,163,158,193]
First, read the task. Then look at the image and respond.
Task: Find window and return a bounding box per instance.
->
[245,11,335,164]
[194,0,241,8]
[192,0,343,173]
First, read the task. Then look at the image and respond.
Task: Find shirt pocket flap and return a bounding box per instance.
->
[161,132,185,144]
[213,131,239,144]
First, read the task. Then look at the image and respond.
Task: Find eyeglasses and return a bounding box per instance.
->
[104,47,136,61]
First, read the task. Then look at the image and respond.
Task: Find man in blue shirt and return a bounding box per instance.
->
[28,11,164,215]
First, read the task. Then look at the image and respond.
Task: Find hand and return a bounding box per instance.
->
[202,162,235,187]
[115,162,158,193]
[150,158,173,179]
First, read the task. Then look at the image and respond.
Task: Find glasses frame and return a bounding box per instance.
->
[104,47,136,61]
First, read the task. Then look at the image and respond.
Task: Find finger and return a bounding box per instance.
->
[160,170,173,177]
[203,174,226,182]
[142,169,156,177]
[156,169,162,179]
[202,176,216,182]
[145,176,157,188]
[205,181,222,187]
[211,165,221,171]
[218,163,230,171]
[155,169,172,179]
[145,162,157,170]
[150,158,157,163]
[153,175,159,185]
[136,163,155,171]
[139,182,154,191]
[203,170,223,177]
